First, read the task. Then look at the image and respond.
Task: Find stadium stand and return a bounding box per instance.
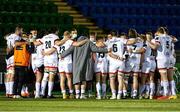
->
[0,0,89,47]
[66,0,180,49]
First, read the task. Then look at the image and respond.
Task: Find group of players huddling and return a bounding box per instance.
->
[4,26,178,100]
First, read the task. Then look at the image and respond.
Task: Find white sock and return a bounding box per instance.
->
[123,90,127,96]
[112,90,116,96]
[25,86,28,93]
[48,82,54,96]
[21,86,26,94]
[81,89,85,96]
[139,85,146,95]
[35,82,40,96]
[41,72,49,96]
[76,89,80,95]
[170,80,176,95]
[133,90,137,97]
[102,83,106,96]
[150,83,155,96]
[163,81,169,96]
[9,81,14,94]
[69,90,73,94]
[118,90,122,95]
[62,90,66,94]
[5,82,9,94]
[41,80,47,96]
[161,81,163,87]
[96,82,101,96]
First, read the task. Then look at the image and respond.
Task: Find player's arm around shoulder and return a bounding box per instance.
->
[42,46,56,56]
[72,38,89,47]
[126,38,137,45]
[147,36,160,50]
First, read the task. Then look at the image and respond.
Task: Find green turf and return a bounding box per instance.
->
[0,95,180,112]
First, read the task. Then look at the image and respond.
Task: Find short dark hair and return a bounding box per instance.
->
[71,28,77,32]
[89,32,96,36]
[163,27,169,34]
[30,27,37,32]
[49,26,59,34]
[15,24,23,32]
[36,29,48,39]
[64,31,70,36]
[120,32,127,37]
[96,36,104,41]
[128,29,137,38]
[146,32,153,36]
[110,30,117,37]
[140,34,146,40]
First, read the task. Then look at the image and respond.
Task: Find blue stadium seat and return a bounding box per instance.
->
[66,0,180,42]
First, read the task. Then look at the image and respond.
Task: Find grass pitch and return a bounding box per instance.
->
[0,94,180,112]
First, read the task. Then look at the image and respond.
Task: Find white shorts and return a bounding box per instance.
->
[94,60,108,74]
[32,58,44,73]
[6,56,14,69]
[157,57,171,69]
[129,56,141,73]
[124,60,132,73]
[58,61,72,74]
[109,59,125,74]
[142,58,156,74]
[169,56,176,68]
[44,57,58,68]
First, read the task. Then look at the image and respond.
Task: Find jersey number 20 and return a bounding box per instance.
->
[45,41,51,49]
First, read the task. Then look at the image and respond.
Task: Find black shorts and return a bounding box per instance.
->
[37,65,44,73]
[26,66,35,84]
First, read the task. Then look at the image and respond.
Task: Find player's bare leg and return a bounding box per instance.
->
[80,81,87,99]
[139,74,148,99]
[9,72,14,95]
[60,72,67,99]
[66,73,74,99]
[47,68,56,98]
[75,84,80,99]
[117,73,124,99]
[149,72,155,99]
[7,67,14,97]
[132,73,138,99]
[167,68,177,99]
[123,74,129,98]
[35,71,42,98]
[109,73,116,99]
[145,78,150,99]
[157,69,169,100]
[102,74,107,99]
[4,73,10,97]
[96,73,101,99]
[41,68,49,97]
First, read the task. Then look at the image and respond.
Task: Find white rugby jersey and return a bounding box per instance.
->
[154,34,173,59]
[32,39,44,61]
[6,33,21,48]
[95,50,108,63]
[54,39,73,63]
[40,34,59,59]
[107,37,127,59]
[128,39,144,60]
[144,41,153,59]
